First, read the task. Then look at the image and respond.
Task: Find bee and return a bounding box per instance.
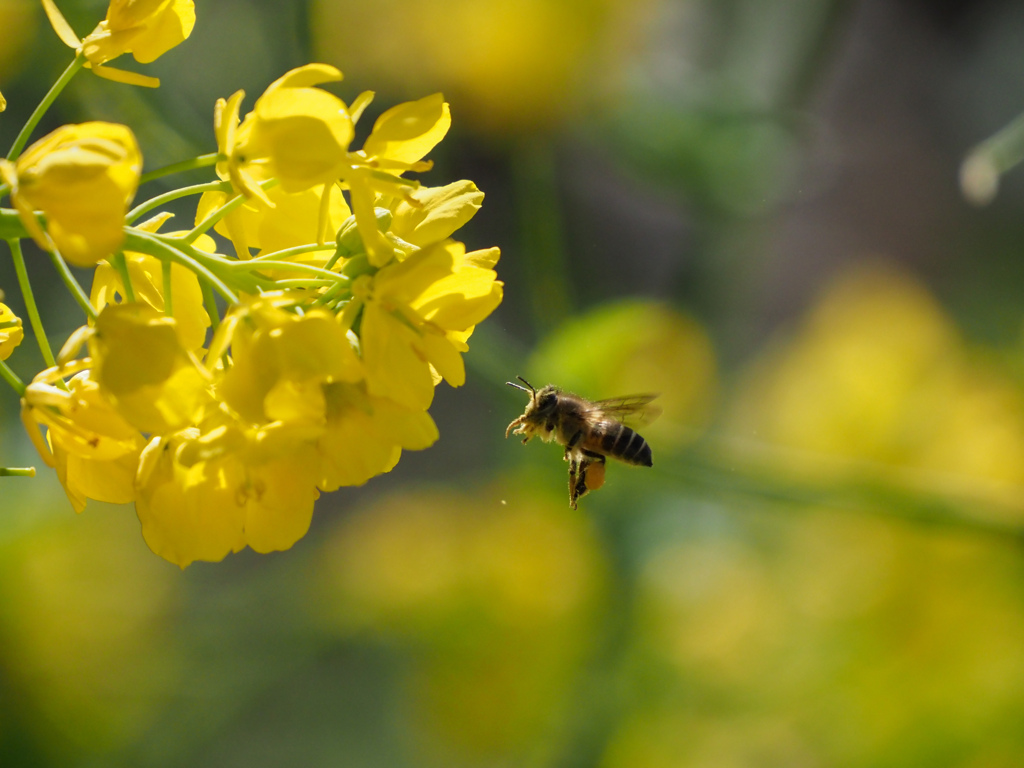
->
[505,377,658,509]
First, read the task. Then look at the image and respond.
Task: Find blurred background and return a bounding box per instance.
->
[4,0,1024,765]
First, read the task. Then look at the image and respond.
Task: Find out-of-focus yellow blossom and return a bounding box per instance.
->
[312,485,605,754]
[311,0,660,133]
[195,182,351,260]
[0,508,179,758]
[529,299,718,448]
[0,302,24,360]
[0,90,5,112]
[316,382,438,490]
[730,264,1024,510]
[88,303,211,434]
[0,122,141,267]
[216,299,363,427]
[0,1,38,88]
[356,240,503,410]
[134,419,321,567]
[21,366,146,512]
[91,218,212,351]
[42,0,195,87]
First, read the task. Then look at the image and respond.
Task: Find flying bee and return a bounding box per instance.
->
[505,377,659,509]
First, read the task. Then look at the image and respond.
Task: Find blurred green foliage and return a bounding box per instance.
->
[5,0,1024,766]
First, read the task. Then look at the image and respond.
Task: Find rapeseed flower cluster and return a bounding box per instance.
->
[1,1,502,567]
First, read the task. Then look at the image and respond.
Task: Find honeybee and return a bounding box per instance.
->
[505,377,659,509]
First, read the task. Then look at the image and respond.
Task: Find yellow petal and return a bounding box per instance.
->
[361,304,435,411]
[363,93,451,165]
[391,180,483,246]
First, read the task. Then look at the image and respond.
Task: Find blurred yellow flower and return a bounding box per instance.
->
[316,381,438,490]
[313,485,605,755]
[529,299,718,448]
[730,263,1024,510]
[88,302,211,434]
[0,302,24,360]
[0,507,179,757]
[311,0,660,134]
[0,122,141,267]
[134,420,320,567]
[21,367,146,512]
[42,0,195,86]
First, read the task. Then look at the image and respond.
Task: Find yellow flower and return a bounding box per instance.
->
[42,0,195,87]
[224,66,451,267]
[195,182,351,260]
[345,92,451,266]
[388,180,484,249]
[21,366,146,512]
[91,217,212,351]
[357,240,502,410]
[88,302,212,434]
[234,64,354,194]
[216,299,363,428]
[316,382,438,490]
[134,419,321,567]
[0,90,5,112]
[0,302,24,360]
[0,122,141,267]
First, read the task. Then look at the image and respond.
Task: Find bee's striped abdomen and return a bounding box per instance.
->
[598,424,653,467]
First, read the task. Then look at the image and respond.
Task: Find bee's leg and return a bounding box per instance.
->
[572,456,593,507]
[567,454,580,509]
[505,416,525,439]
[564,430,584,463]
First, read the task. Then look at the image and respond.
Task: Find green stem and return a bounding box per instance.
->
[669,438,1024,542]
[140,153,220,185]
[201,281,221,333]
[0,359,25,396]
[7,239,57,369]
[0,467,36,477]
[512,138,573,332]
[127,180,230,224]
[46,247,97,321]
[163,258,173,316]
[123,230,240,304]
[228,259,350,283]
[274,279,337,289]
[251,243,335,261]
[310,279,351,308]
[111,252,136,302]
[8,54,86,161]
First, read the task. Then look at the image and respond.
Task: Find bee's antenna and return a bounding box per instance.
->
[506,377,535,395]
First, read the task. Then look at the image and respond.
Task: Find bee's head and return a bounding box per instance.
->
[507,377,559,422]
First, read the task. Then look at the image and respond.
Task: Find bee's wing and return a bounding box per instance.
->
[586,394,662,426]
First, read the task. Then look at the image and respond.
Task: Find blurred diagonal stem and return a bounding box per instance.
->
[513,139,574,333]
[961,111,1024,205]
[673,436,1024,542]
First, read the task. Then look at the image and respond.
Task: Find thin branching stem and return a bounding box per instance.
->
[140,153,219,185]
[127,181,230,224]
[7,239,57,368]
[7,54,85,161]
